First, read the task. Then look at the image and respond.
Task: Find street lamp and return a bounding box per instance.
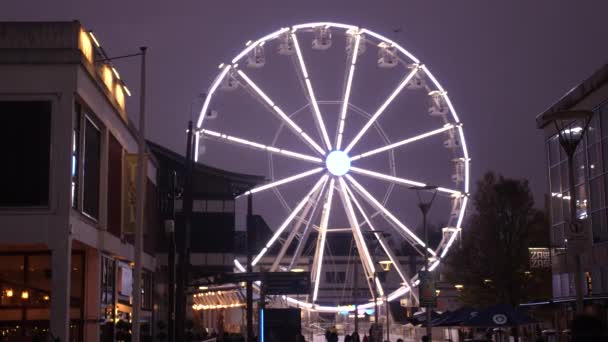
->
[410,185,438,342]
[97,45,148,342]
[537,110,593,314]
[361,230,390,340]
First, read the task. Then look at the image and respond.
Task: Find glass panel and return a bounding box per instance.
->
[0,255,25,307]
[591,210,605,243]
[601,103,608,138]
[27,255,51,306]
[72,106,81,209]
[206,200,223,213]
[551,194,563,225]
[589,176,605,211]
[575,183,588,219]
[560,162,569,194]
[588,143,603,178]
[83,117,101,219]
[587,113,601,145]
[224,200,235,213]
[550,165,561,194]
[552,224,565,248]
[548,137,561,166]
[574,151,586,186]
[562,191,570,221]
[0,101,52,207]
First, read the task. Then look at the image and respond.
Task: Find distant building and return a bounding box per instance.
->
[537,63,608,321]
[0,22,158,341]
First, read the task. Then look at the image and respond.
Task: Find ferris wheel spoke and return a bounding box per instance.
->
[349,124,456,161]
[312,178,336,302]
[252,175,329,266]
[291,33,332,151]
[337,178,384,298]
[343,182,418,302]
[271,181,325,272]
[244,167,324,196]
[349,167,463,197]
[335,31,362,150]
[200,128,322,164]
[344,65,421,154]
[345,175,436,257]
[288,179,328,271]
[236,69,326,155]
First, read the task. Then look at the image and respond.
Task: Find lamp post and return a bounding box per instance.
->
[410,185,438,342]
[362,230,390,341]
[97,46,148,341]
[536,110,593,314]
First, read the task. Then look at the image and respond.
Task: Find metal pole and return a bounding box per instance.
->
[167,171,177,342]
[567,154,584,314]
[422,202,432,342]
[385,295,390,342]
[176,121,195,341]
[132,46,147,342]
[246,195,254,341]
[373,272,378,334]
[353,256,358,335]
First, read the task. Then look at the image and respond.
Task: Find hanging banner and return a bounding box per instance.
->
[123,153,146,234]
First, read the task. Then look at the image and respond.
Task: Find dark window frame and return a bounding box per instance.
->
[0,100,53,209]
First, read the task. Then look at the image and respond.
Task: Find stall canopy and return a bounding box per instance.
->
[463,304,536,327]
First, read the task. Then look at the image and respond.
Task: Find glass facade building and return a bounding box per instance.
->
[541,64,608,302]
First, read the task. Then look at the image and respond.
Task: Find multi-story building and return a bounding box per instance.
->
[0,22,158,341]
[538,63,608,323]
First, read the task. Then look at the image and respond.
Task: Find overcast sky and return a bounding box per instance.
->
[4,0,608,212]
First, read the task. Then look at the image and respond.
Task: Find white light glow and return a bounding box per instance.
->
[196,65,231,128]
[345,66,420,153]
[336,33,361,149]
[88,31,101,47]
[291,33,332,150]
[200,129,322,163]
[338,179,379,291]
[313,179,335,301]
[346,175,431,252]
[349,167,461,196]
[237,70,326,155]
[343,182,416,294]
[231,27,290,64]
[326,150,351,176]
[245,168,324,195]
[292,22,357,31]
[350,125,454,161]
[252,175,328,265]
[359,28,419,63]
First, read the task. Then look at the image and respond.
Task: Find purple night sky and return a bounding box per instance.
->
[4,1,608,231]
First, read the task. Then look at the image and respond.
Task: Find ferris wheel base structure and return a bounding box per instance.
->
[193,22,471,313]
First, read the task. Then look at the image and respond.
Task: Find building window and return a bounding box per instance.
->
[72,108,81,209]
[83,116,101,219]
[141,270,153,310]
[107,133,123,237]
[325,271,346,283]
[0,101,52,207]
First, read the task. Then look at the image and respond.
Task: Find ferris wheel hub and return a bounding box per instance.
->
[326,150,351,176]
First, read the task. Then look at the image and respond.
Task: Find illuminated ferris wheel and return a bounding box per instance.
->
[194,22,470,312]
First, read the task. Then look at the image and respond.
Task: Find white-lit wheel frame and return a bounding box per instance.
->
[195,22,470,313]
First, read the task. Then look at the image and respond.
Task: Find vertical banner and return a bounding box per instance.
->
[123,153,146,234]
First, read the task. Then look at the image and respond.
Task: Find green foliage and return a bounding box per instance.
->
[444,171,550,306]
